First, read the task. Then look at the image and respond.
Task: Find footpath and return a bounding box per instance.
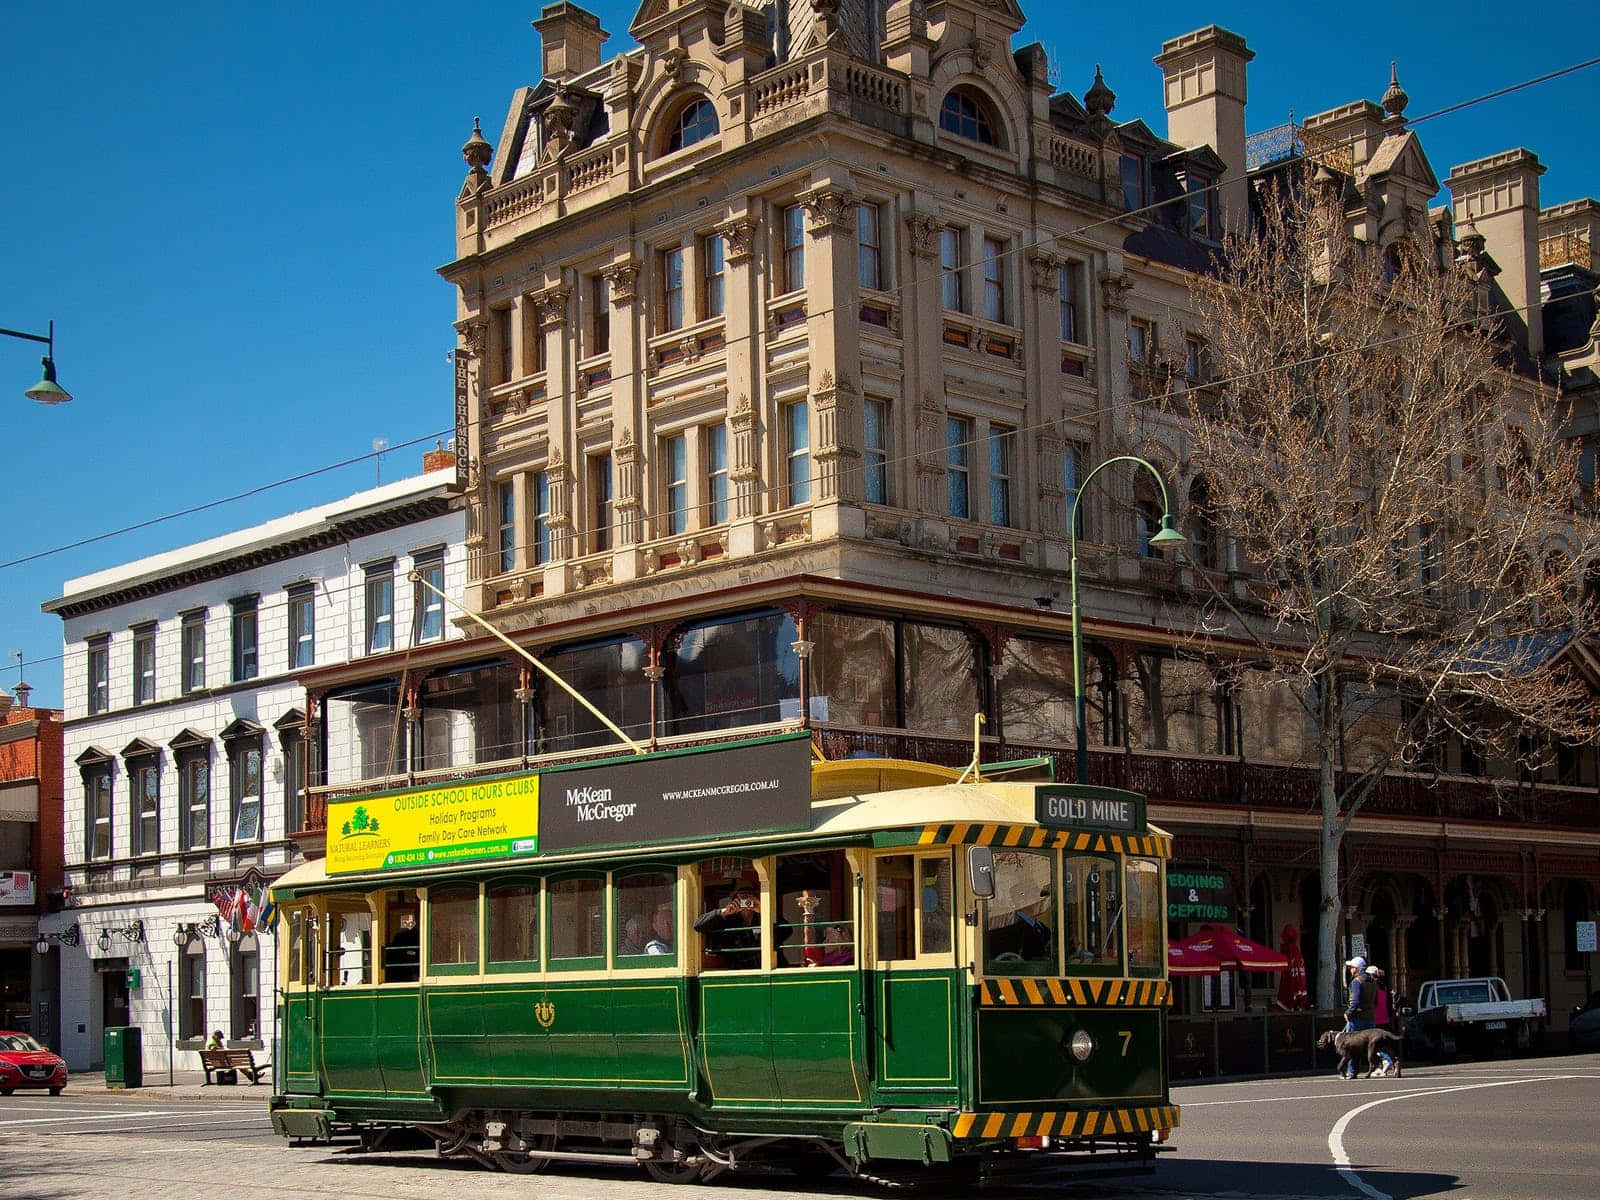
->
[64,1069,269,1101]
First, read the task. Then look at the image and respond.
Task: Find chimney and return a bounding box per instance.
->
[1154,26,1254,236]
[1447,149,1546,361]
[422,440,457,474]
[14,681,31,710]
[532,3,608,84]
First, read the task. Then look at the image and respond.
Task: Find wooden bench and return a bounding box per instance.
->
[200,1047,270,1085]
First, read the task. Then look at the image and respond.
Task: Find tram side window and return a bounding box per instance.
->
[616,869,676,966]
[383,889,420,982]
[487,880,541,972]
[428,884,481,974]
[920,857,954,955]
[328,903,374,985]
[694,856,761,971]
[877,856,916,960]
[288,908,317,985]
[1125,857,1163,976]
[775,849,855,968]
[984,848,1056,974]
[549,875,605,968]
[1062,854,1122,971]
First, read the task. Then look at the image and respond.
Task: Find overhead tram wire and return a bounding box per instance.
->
[5,53,1596,576]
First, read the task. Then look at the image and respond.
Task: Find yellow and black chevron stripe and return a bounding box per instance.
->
[952,1104,1179,1140]
[915,824,1171,858]
[979,977,1170,1006]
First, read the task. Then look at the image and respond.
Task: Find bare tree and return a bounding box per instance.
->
[1169,169,1600,1009]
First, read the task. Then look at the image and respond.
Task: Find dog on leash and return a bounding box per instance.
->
[1318,1028,1404,1078]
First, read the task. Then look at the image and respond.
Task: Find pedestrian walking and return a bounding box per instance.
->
[1340,955,1375,1079]
[1365,965,1396,1075]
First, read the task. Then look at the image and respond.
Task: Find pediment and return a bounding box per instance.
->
[168,727,212,752]
[121,737,161,759]
[1362,130,1439,193]
[630,0,725,41]
[220,716,265,742]
[274,707,307,732]
[75,744,113,767]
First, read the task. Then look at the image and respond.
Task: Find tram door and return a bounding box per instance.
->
[870,853,961,1105]
[281,908,321,1094]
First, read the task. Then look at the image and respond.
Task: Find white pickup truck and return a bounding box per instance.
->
[1403,977,1547,1059]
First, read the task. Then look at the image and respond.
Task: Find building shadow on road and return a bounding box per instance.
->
[1154,1156,1461,1198]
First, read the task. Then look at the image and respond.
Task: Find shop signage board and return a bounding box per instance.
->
[1167,867,1234,923]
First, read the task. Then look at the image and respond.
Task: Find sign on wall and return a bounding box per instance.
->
[1577,920,1598,954]
[326,773,541,875]
[1167,867,1234,923]
[0,870,35,907]
[1034,786,1147,835]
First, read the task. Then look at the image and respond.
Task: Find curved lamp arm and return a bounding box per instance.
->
[1067,455,1186,783]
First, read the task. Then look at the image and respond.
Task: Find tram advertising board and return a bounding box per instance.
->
[539,732,813,853]
[325,733,814,875]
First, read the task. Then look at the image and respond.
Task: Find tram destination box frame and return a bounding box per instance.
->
[1033,785,1147,835]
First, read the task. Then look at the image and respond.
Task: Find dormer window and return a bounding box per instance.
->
[666,97,718,153]
[1120,154,1146,211]
[939,88,999,147]
[1185,175,1216,240]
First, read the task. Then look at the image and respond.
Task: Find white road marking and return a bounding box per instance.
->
[0,1109,262,1128]
[1327,1074,1581,1200]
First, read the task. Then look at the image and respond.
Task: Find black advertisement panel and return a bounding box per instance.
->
[538,734,814,853]
[1167,867,1235,923]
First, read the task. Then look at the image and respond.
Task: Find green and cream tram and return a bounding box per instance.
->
[268,732,1177,1180]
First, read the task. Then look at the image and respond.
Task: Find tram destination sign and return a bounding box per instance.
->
[540,733,813,853]
[1034,785,1146,835]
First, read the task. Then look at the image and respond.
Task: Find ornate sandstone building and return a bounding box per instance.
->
[292,1,1600,1038]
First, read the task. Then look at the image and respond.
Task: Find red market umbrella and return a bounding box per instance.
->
[1169,924,1290,974]
[1167,938,1223,975]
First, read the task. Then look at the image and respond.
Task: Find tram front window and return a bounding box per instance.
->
[1062,854,1122,970]
[983,849,1056,974]
[1125,857,1163,975]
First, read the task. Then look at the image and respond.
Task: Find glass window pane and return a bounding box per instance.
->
[549,876,605,962]
[695,858,761,971]
[428,885,480,969]
[812,611,894,727]
[900,622,979,736]
[920,857,954,956]
[876,855,915,962]
[775,850,854,969]
[662,610,800,736]
[1062,854,1122,970]
[983,849,1056,973]
[616,870,676,965]
[535,636,651,754]
[999,637,1073,745]
[332,906,373,985]
[1125,858,1163,974]
[382,891,420,981]
[487,881,540,967]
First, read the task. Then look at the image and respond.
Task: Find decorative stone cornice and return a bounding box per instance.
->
[1028,249,1064,292]
[717,217,760,262]
[454,318,487,356]
[1099,270,1133,313]
[532,285,572,327]
[604,261,640,305]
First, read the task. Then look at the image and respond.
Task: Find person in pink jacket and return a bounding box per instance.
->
[1366,965,1396,1075]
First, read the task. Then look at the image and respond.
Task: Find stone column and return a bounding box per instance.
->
[718,215,761,554]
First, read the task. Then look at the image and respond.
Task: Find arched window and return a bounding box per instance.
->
[666,97,719,153]
[1188,477,1222,571]
[939,88,999,146]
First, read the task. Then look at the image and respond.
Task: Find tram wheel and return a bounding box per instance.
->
[643,1154,706,1184]
[494,1150,553,1174]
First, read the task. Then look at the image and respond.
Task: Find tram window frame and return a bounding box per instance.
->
[876,851,956,962]
[485,877,542,974]
[547,872,607,971]
[1060,852,1125,975]
[614,866,678,969]
[1124,856,1164,978]
[426,883,482,977]
[381,889,421,983]
[693,856,764,973]
[326,898,376,986]
[287,906,318,987]
[981,847,1059,977]
[773,848,856,969]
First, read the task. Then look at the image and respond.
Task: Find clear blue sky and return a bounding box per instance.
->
[3,1,1595,709]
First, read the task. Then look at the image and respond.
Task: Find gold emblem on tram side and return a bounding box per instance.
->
[534,1000,556,1028]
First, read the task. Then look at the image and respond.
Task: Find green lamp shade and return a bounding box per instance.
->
[1150,513,1187,548]
[25,356,71,405]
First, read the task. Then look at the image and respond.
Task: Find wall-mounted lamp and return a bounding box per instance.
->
[172,915,222,946]
[34,923,81,954]
[97,920,145,952]
[1,320,73,404]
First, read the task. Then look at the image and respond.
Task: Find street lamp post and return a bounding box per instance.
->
[1068,456,1187,784]
[2,320,72,404]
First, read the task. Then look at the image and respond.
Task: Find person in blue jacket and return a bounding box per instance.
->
[1341,955,1376,1079]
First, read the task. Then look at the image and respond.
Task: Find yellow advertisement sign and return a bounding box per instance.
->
[326,774,540,875]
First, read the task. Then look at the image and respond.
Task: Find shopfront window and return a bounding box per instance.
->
[662,610,799,736]
[534,637,650,755]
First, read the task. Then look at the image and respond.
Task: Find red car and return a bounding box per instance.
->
[0,1030,68,1095]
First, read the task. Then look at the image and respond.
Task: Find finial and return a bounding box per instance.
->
[462,116,493,172]
[1084,64,1115,118]
[1381,62,1409,121]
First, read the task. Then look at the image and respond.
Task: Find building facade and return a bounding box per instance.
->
[1,685,63,1039]
[294,1,1599,1032]
[42,464,464,1071]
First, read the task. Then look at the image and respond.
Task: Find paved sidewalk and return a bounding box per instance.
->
[66,1069,272,1100]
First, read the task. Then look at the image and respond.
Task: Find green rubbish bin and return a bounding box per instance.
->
[104,1026,143,1089]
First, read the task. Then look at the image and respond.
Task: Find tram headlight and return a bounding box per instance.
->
[1069,1030,1095,1061]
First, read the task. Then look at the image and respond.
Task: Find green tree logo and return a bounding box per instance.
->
[341,820,352,835]
[352,805,370,832]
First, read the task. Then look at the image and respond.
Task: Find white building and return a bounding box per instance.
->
[40,463,465,1073]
